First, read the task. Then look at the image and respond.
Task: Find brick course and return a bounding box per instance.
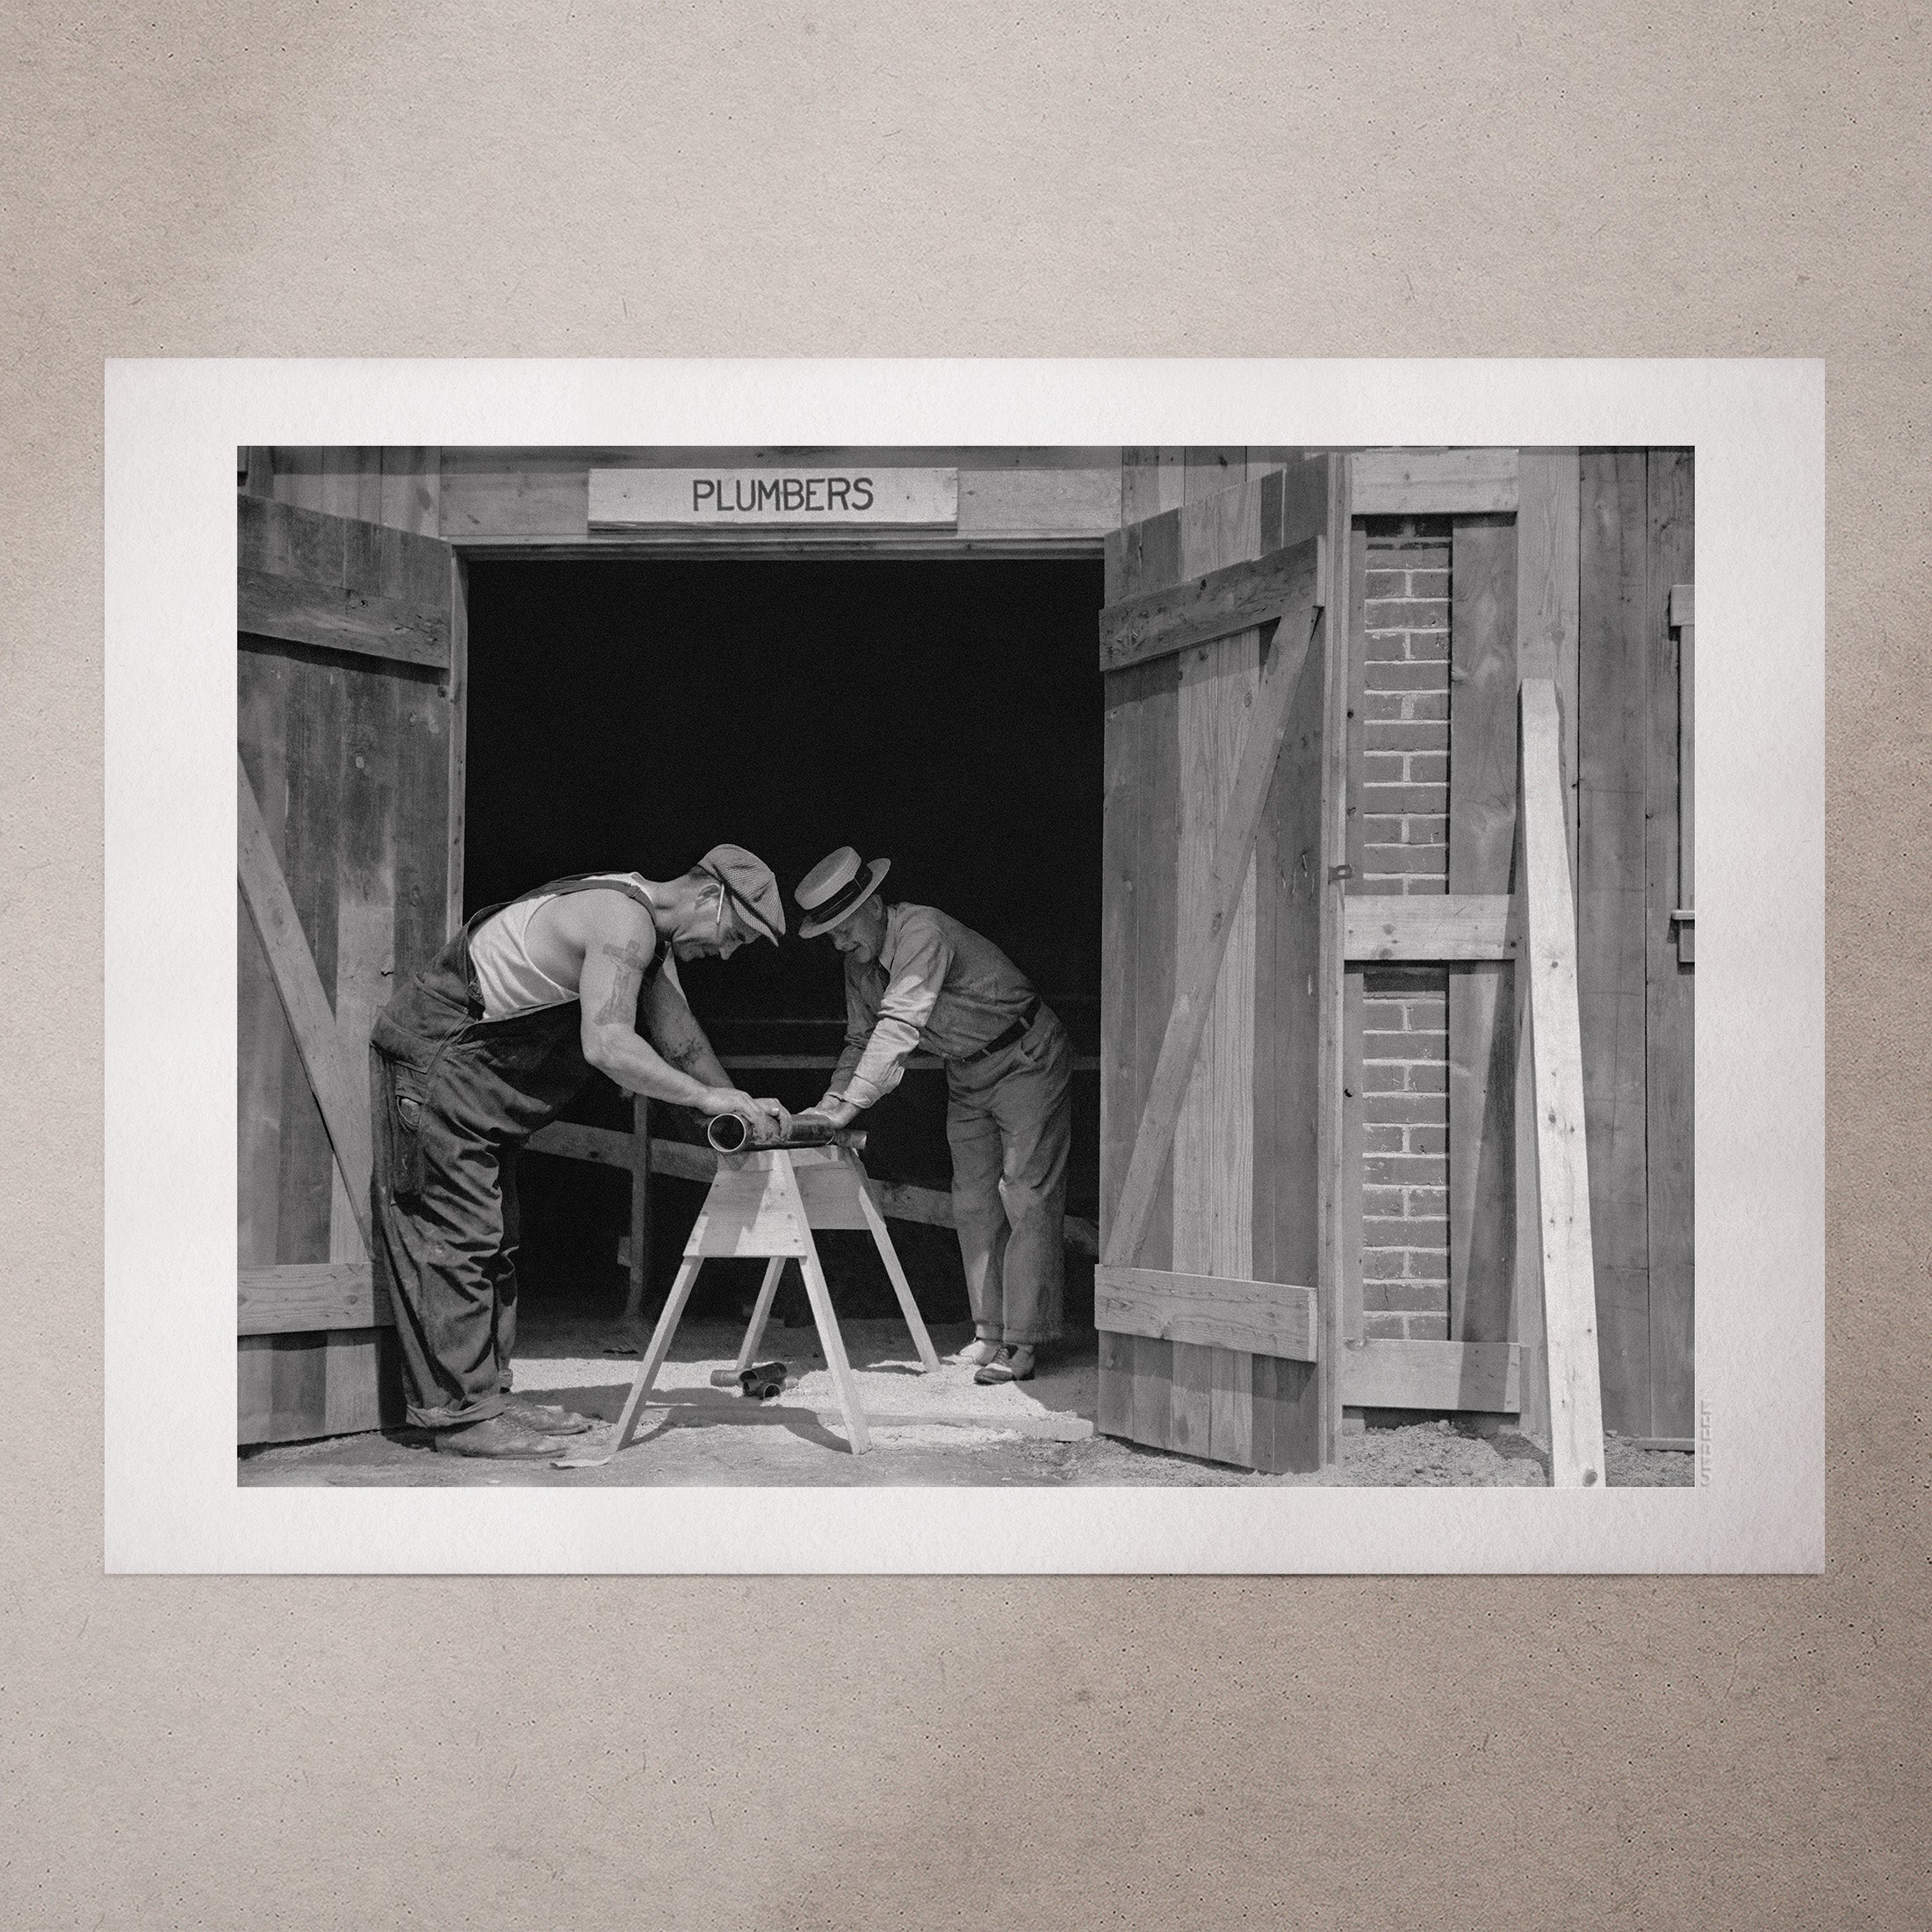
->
[1357,516,1453,1340]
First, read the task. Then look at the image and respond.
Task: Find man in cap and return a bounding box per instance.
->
[369,846,791,1458]
[792,848,1071,1385]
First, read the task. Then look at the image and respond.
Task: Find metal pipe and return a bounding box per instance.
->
[705,1112,867,1156]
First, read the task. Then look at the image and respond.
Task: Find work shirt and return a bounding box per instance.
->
[830,902,1042,1109]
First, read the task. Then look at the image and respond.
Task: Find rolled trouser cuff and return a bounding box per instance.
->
[408,1391,510,1431]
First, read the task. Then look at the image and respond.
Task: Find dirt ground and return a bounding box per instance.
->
[239,1311,1692,1491]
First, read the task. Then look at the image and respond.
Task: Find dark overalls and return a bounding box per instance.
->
[369,875,663,1430]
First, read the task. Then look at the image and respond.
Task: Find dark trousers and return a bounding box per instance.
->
[371,1047,529,1429]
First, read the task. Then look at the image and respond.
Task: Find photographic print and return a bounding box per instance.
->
[103,360,1821,1568]
[232,440,1689,1491]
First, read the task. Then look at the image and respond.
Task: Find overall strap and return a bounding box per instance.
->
[453,873,667,1017]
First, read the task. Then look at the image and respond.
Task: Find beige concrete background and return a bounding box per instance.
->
[5,4,1927,1925]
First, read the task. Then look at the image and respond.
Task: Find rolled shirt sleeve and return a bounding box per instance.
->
[835,914,954,1110]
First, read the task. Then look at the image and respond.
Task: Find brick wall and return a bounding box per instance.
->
[1357,518,1452,1341]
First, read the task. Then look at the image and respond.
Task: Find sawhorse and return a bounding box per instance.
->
[568,1143,941,1464]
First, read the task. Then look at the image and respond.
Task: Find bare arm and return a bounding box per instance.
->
[639,964,733,1090]
[574,901,782,1128]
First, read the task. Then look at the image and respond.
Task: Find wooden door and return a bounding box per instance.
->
[236,494,462,1444]
[1094,456,1348,1474]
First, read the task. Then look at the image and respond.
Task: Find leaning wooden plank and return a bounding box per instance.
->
[1517,450,1581,883]
[1520,680,1608,1488]
[239,1262,392,1336]
[1341,1338,1521,1411]
[238,568,450,669]
[1099,537,1330,674]
[1104,537,1324,1272]
[237,758,372,1251]
[1511,906,1551,1449]
[1350,448,1519,516]
[1094,1265,1317,1363]
[1344,895,1518,962]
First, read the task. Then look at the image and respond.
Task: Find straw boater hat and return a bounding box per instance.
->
[795,847,892,939]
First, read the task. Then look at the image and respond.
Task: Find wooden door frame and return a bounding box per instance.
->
[440,530,1113,1320]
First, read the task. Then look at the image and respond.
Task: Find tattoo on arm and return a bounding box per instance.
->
[593,941,652,1026]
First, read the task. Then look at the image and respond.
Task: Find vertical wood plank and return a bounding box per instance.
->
[1172,470,1262,1467]
[1098,1330,1135,1439]
[1251,1350,1321,1474]
[1135,658,1181,1275]
[1576,450,1652,1437]
[1208,1344,1253,1465]
[237,649,291,1268]
[1130,1336,1175,1452]
[1097,510,1169,1437]
[628,1095,653,1319]
[325,647,396,1263]
[318,447,364,520]
[1646,451,1696,1441]
[274,655,343,1263]
[1099,665,1143,1247]
[1448,515,1520,1345]
[1121,448,1186,525]
[271,448,327,513]
[1341,526,1369,1351]
[380,447,442,537]
[1259,596,1326,1291]
[1175,476,1261,1284]
[1185,448,1246,498]
[1517,450,1582,886]
[1316,456,1352,1461]
[443,554,468,940]
[1167,1337,1215,1459]
[1342,971,1366,1347]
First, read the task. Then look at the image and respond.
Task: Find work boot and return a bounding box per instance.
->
[501,1396,596,1436]
[430,1413,570,1459]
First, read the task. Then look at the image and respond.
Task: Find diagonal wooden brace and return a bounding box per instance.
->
[1102,535,1324,1272]
[236,756,373,1251]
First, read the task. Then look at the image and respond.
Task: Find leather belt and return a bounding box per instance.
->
[955,997,1042,1065]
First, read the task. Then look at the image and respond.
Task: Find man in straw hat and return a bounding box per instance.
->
[369,847,791,1459]
[791,847,1072,1385]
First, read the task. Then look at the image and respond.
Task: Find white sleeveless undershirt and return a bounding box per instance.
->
[470,872,672,1020]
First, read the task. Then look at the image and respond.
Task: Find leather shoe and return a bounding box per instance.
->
[431,1413,570,1459]
[974,1346,1036,1385]
[501,1396,596,1436]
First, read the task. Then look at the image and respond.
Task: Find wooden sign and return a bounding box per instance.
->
[589,467,958,529]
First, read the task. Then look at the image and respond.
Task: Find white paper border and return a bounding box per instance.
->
[105,358,1824,1572]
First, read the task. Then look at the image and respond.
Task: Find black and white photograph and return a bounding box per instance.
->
[228,439,1696,1493]
[101,357,1821,1570]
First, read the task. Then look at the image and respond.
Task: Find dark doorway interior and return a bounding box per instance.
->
[464,556,1106,1323]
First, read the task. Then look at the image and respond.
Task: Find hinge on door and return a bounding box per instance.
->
[1329,864,1354,883]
